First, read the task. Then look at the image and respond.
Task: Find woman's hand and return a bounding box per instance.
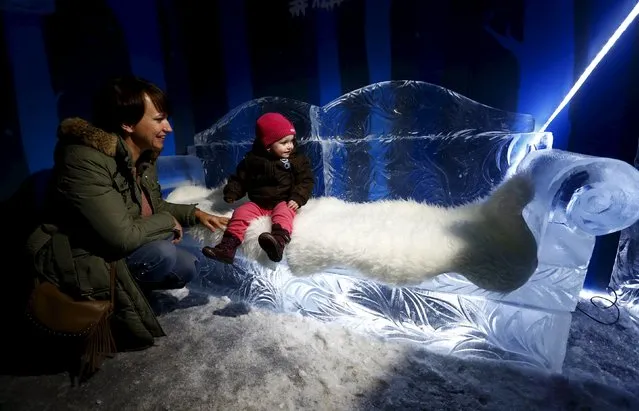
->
[172,217,183,244]
[195,209,229,232]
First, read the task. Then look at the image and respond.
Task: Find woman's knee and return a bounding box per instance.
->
[126,240,198,289]
[172,248,199,284]
[126,240,178,282]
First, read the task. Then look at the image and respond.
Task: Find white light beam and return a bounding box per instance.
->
[540,2,639,132]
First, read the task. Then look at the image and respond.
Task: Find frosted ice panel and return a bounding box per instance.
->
[189,130,550,205]
[294,131,550,204]
[611,142,639,316]
[297,141,326,197]
[318,80,535,139]
[420,267,589,313]
[611,222,639,305]
[314,81,537,202]
[185,248,570,372]
[156,155,206,196]
[383,131,539,205]
[319,132,519,204]
[189,143,252,189]
[194,97,313,145]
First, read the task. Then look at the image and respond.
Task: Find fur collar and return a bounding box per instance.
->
[58,117,119,157]
[58,117,158,162]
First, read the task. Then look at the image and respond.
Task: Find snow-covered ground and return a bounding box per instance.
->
[1,291,638,410]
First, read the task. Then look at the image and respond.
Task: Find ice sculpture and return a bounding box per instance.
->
[160,81,639,372]
[611,141,639,324]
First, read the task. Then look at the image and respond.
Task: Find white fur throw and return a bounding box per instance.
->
[167,174,538,293]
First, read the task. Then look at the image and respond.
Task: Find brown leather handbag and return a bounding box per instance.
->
[26,262,117,377]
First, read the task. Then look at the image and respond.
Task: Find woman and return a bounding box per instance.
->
[26,76,228,351]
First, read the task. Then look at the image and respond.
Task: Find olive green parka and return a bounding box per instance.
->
[25,118,198,350]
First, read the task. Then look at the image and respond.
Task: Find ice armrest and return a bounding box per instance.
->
[517,149,639,237]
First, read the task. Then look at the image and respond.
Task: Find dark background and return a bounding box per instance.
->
[1,0,638,289]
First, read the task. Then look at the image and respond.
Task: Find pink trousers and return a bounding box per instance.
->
[226,201,296,242]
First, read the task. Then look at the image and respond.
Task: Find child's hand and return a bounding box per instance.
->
[287,200,299,211]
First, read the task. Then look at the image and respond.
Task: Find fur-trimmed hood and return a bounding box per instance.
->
[57,117,159,162]
[58,117,120,157]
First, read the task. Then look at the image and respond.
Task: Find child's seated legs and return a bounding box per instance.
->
[258,201,295,262]
[202,202,267,263]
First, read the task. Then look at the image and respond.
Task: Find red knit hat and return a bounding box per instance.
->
[256,113,296,148]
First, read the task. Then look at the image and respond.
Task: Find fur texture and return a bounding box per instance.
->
[57,117,161,161]
[58,118,119,157]
[168,174,538,293]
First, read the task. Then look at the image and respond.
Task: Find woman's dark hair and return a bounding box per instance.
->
[92,76,171,134]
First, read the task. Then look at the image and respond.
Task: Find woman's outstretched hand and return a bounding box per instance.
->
[195,209,229,231]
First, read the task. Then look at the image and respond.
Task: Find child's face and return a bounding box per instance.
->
[268,134,295,158]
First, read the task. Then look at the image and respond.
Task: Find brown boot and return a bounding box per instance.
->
[258,224,291,262]
[202,233,242,264]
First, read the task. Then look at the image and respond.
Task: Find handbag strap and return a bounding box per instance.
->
[44,224,118,303]
[49,226,93,296]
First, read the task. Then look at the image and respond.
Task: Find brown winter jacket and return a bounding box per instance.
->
[223,142,315,209]
[24,118,199,351]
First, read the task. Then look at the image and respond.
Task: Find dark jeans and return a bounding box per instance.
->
[126,240,199,291]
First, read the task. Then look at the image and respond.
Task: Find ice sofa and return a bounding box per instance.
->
[158,81,639,372]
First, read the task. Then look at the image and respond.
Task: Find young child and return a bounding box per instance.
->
[202,112,314,264]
